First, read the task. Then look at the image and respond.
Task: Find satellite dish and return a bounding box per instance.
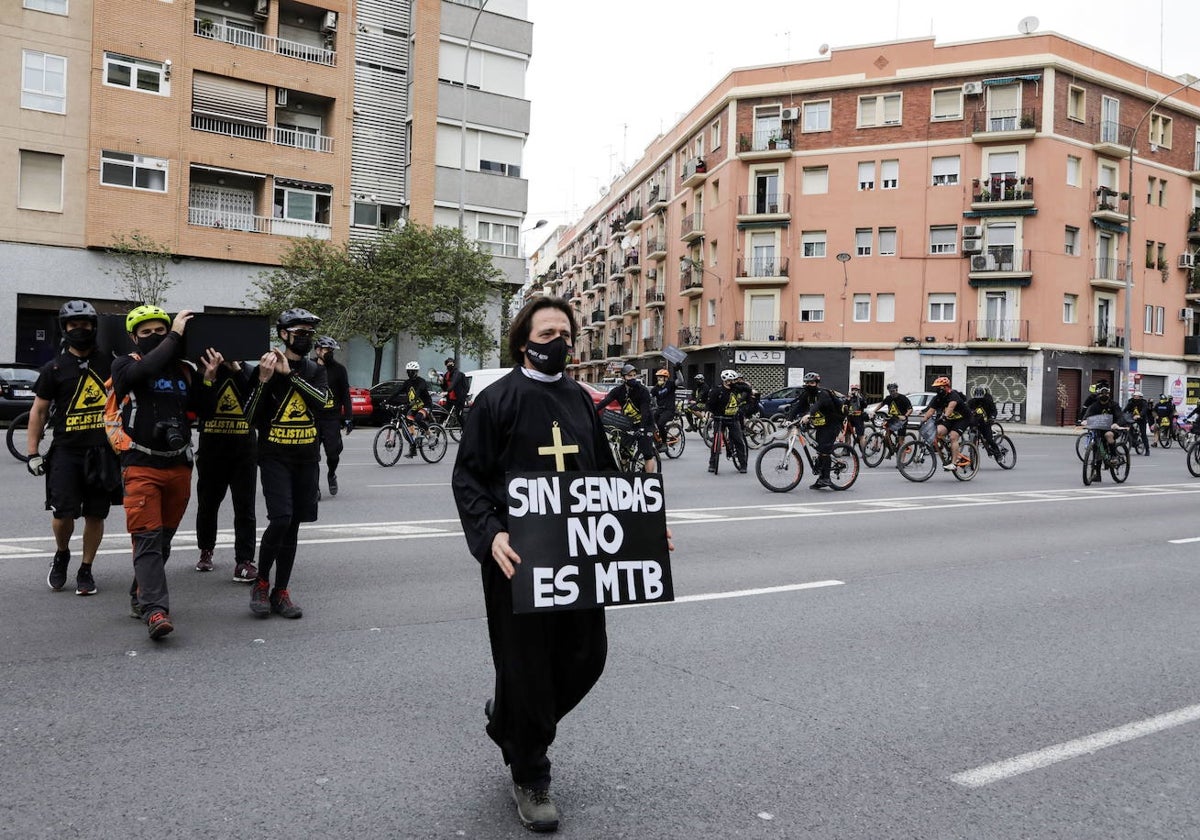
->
[818,43,829,55]
[620,237,631,250]
[1017,16,1039,34]
[630,234,640,247]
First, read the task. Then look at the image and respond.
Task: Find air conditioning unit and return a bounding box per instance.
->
[963,81,984,96]
[970,254,996,271]
[962,238,982,253]
[1180,253,1196,269]
[253,0,268,19]
[962,224,983,238]
[646,268,657,279]
[321,10,338,32]
[275,88,288,106]
[781,107,799,122]
[1180,308,1194,321]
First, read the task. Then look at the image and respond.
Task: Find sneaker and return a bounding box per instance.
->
[328,472,338,496]
[707,465,717,473]
[941,462,955,471]
[74,564,97,596]
[146,611,174,640]
[736,467,747,474]
[511,783,559,833]
[810,479,833,489]
[250,579,271,617]
[233,562,258,583]
[405,448,418,459]
[484,698,495,721]
[47,550,70,591]
[270,588,303,619]
[196,550,214,573]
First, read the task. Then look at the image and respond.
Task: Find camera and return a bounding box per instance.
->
[155,419,188,450]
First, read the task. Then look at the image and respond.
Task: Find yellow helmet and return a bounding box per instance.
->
[125,304,169,334]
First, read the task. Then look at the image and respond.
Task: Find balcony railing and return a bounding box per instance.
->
[738,128,793,153]
[643,336,663,352]
[971,108,1037,134]
[624,251,640,269]
[622,296,635,312]
[193,18,336,66]
[645,289,666,305]
[678,327,701,346]
[1093,187,1130,217]
[606,344,624,357]
[736,255,790,277]
[590,310,604,324]
[1092,327,1125,348]
[608,302,623,317]
[1097,120,1135,149]
[188,206,331,240]
[733,321,787,342]
[971,176,1033,203]
[680,267,703,292]
[737,193,791,215]
[645,236,667,257]
[272,125,334,153]
[192,114,332,153]
[967,249,1031,273]
[681,213,703,239]
[1092,257,1127,281]
[966,319,1030,342]
[1185,335,1200,356]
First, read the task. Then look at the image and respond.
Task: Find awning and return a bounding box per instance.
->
[190,163,266,179]
[983,74,1043,86]
[963,208,1038,218]
[274,176,332,192]
[969,277,1033,288]
[1093,218,1129,234]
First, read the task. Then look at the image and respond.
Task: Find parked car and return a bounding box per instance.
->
[366,378,449,425]
[865,391,937,428]
[578,380,618,409]
[0,363,39,422]
[349,386,372,421]
[463,367,513,406]
[759,386,803,417]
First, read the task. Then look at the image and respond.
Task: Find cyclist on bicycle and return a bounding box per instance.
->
[1124,388,1150,455]
[783,371,843,489]
[441,357,469,423]
[1150,394,1176,446]
[706,369,751,474]
[596,364,658,473]
[650,368,677,441]
[1081,384,1127,465]
[923,376,971,471]
[844,384,868,453]
[387,361,434,458]
[691,374,710,407]
[1077,383,1102,422]
[966,386,998,455]
[873,382,913,453]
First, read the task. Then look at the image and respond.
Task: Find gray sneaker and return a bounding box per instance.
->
[511,783,559,833]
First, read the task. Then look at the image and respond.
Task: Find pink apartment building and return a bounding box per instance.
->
[534,33,1200,425]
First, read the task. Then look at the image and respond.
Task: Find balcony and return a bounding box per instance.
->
[643,336,663,353]
[645,289,666,308]
[1090,257,1129,291]
[737,128,793,159]
[735,255,790,286]
[681,157,708,188]
[1093,120,1135,158]
[733,321,787,342]
[1186,335,1200,356]
[966,249,1033,287]
[1188,210,1200,243]
[736,193,791,221]
[646,236,667,260]
[590,309,604,325]
[193,18,336,67]
[608,262,623,282]
[1092,327,1125,349]
[680,267,704,297]
[191,113,333,153]
[680,213,704,243]
[624,250,641,273]
[1092,187,1131,225]
[678,327,701,347]
[971,108,1037,142]
[565,286,580,303]
[607,302,623,321]
[621,295,637,315]
[647,185,669,214]
[970,177,1034,210]
[187,206,330,239]
[966,319,1030,344]
[624,205,645,231]
[606,343,625,358]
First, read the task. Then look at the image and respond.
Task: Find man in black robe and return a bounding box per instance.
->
[452,296,617,833]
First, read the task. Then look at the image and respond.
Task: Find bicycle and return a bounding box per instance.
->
[755,420,859,492]
[861,416,913,468]
[960,423,1017,470]
[1185,435,1200,478]
[1076,421,1146,459]
[1080,418,1130,485]
[653,418,686,459]
[1152,415,1175,449]
[897,428,979,483]
[708,416,747,475]
[743,415,777,450]
[372,406,447,466]
[6,406,54,463]
[430,403,467,442]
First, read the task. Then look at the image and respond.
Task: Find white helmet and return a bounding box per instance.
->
[405,361,420,371]
[720,369,739,382]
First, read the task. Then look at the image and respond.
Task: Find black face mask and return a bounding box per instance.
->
[65,327,96,351]
[524,336,570,376]
[137,333,168,355]
[288,335,313,356]
[407,371,418,380]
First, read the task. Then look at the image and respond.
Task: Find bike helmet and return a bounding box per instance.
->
[693,374,705,381]
[1095,383,1112,395]
[315,336,340,350]
[621,363,638,376]
[932,376,951,388]
[1160,393,1170,401]
[405,361,420,371]
[720,369,739,382]
[277,308,321,329]
[803,372,821,384]
[886,382,899,392]
[972,386,986,398]
[125,304,170,334]
[655,369,669,377]
[59,300,98,328]
[850,383,861,391]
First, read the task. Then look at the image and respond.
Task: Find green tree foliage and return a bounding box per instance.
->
[251,223,503,383]
[103,231,175,307]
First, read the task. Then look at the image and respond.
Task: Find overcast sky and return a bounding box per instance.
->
[521,0,1198,249]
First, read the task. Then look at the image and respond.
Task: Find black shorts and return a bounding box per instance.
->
[259,458,319,524]
[941,416,969,435]
[45,446,117,520]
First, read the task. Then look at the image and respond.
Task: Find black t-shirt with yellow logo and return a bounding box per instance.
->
[245,358,329,463]
[197,365,256,456]
[34,350,112,449]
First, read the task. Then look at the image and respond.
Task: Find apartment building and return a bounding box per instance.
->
[538,33,1200,425]
[2,0,533,383]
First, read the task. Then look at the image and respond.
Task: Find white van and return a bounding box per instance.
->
[464,367,514,405]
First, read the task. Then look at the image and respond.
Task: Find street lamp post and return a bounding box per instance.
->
[457,0,489,237]
[836,252,851,343]
[1121,77,1200,401]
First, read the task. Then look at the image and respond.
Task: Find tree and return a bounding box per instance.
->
[103,231,175,306]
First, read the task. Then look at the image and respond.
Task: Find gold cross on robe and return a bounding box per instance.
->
[537,421,580,472]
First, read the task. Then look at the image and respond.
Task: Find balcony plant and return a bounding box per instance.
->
[1019,114,1035,129]
[198,17,216,36]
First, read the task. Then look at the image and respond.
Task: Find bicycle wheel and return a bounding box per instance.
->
[992,434,1017,470]
[828,443,859,490]
[990,421,1005,438]
[700,416,714,447]
[744,418,771,450]
[443,410,463,443]
[755,442,804,492]
[1188,441,1200,478]
[897,441,936,482]
[6,410,31,462]
[373,425,403,466]
[1130,429,1147,455]
[663,421,686,459]
[419,424,448,463]
[952,442,979,481]
[1082,441,1100,486]
[1159,424,1173,449]
[1075,431,1089,462]
[709,430,721,475]
[861,431,886,468]
[1108,443,1130,483]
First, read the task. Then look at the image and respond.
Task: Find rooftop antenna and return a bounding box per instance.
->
[1017,15,1039,34]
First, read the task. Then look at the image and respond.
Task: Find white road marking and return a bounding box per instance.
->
[366,482,453,488]
[950,702,1200,788]
[1168,537,1200,544]
[611,580,844,610]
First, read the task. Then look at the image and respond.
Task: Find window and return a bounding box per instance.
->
[858,161,875,191]
[799,294,825,322]
[1156,306,1165,335]
[802,99,831,132]
[802,166,828,194]
[853,294,871,322]
[858,93,901,127]
[1100,96,1120,143]
[880,159,898,189]
[707,298,717,326]
[1149,113,1173,149]
[18,150,63,211]
[1144,305,1154,334]
[477,219,518,257]
[103,53,167,95]
[931,156,959,186]
[353,202,380,228]
[929,226,957,255]
[877,293,895,322]
[100,150,167,192]
[23,0,67,12]
[928,293,956,322]
[1066,155,1081,187]
[1068,86,1086,122]
[1065,226,1080,256]
[275,187,331,223]
[22,50,66,114]
[479,159,521,177]
[1063,294,1078,324]
[801,231,826,258]
[855,228,873,257]
[878,227,897,256]
[1099,162,1118,191]
[1147,177,1166,207]
[931,87,962,121]
[710,118,721,149]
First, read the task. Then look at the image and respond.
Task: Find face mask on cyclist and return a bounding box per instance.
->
[64,327,96,351]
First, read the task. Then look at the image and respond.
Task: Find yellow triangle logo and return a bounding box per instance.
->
[276,390,312,425]
[215,382,243,417]
[72,371,107,411]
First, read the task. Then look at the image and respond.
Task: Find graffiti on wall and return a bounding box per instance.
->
[966,367,1027,423]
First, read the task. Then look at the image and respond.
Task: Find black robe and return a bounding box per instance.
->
[451,368,617,789]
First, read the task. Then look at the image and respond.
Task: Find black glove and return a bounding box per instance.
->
[343,418,354,434]
[27,455,45,476]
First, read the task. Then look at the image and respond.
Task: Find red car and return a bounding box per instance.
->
[349,386,373,419]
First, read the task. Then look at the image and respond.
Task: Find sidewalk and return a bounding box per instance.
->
[1007,423,1080,437]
